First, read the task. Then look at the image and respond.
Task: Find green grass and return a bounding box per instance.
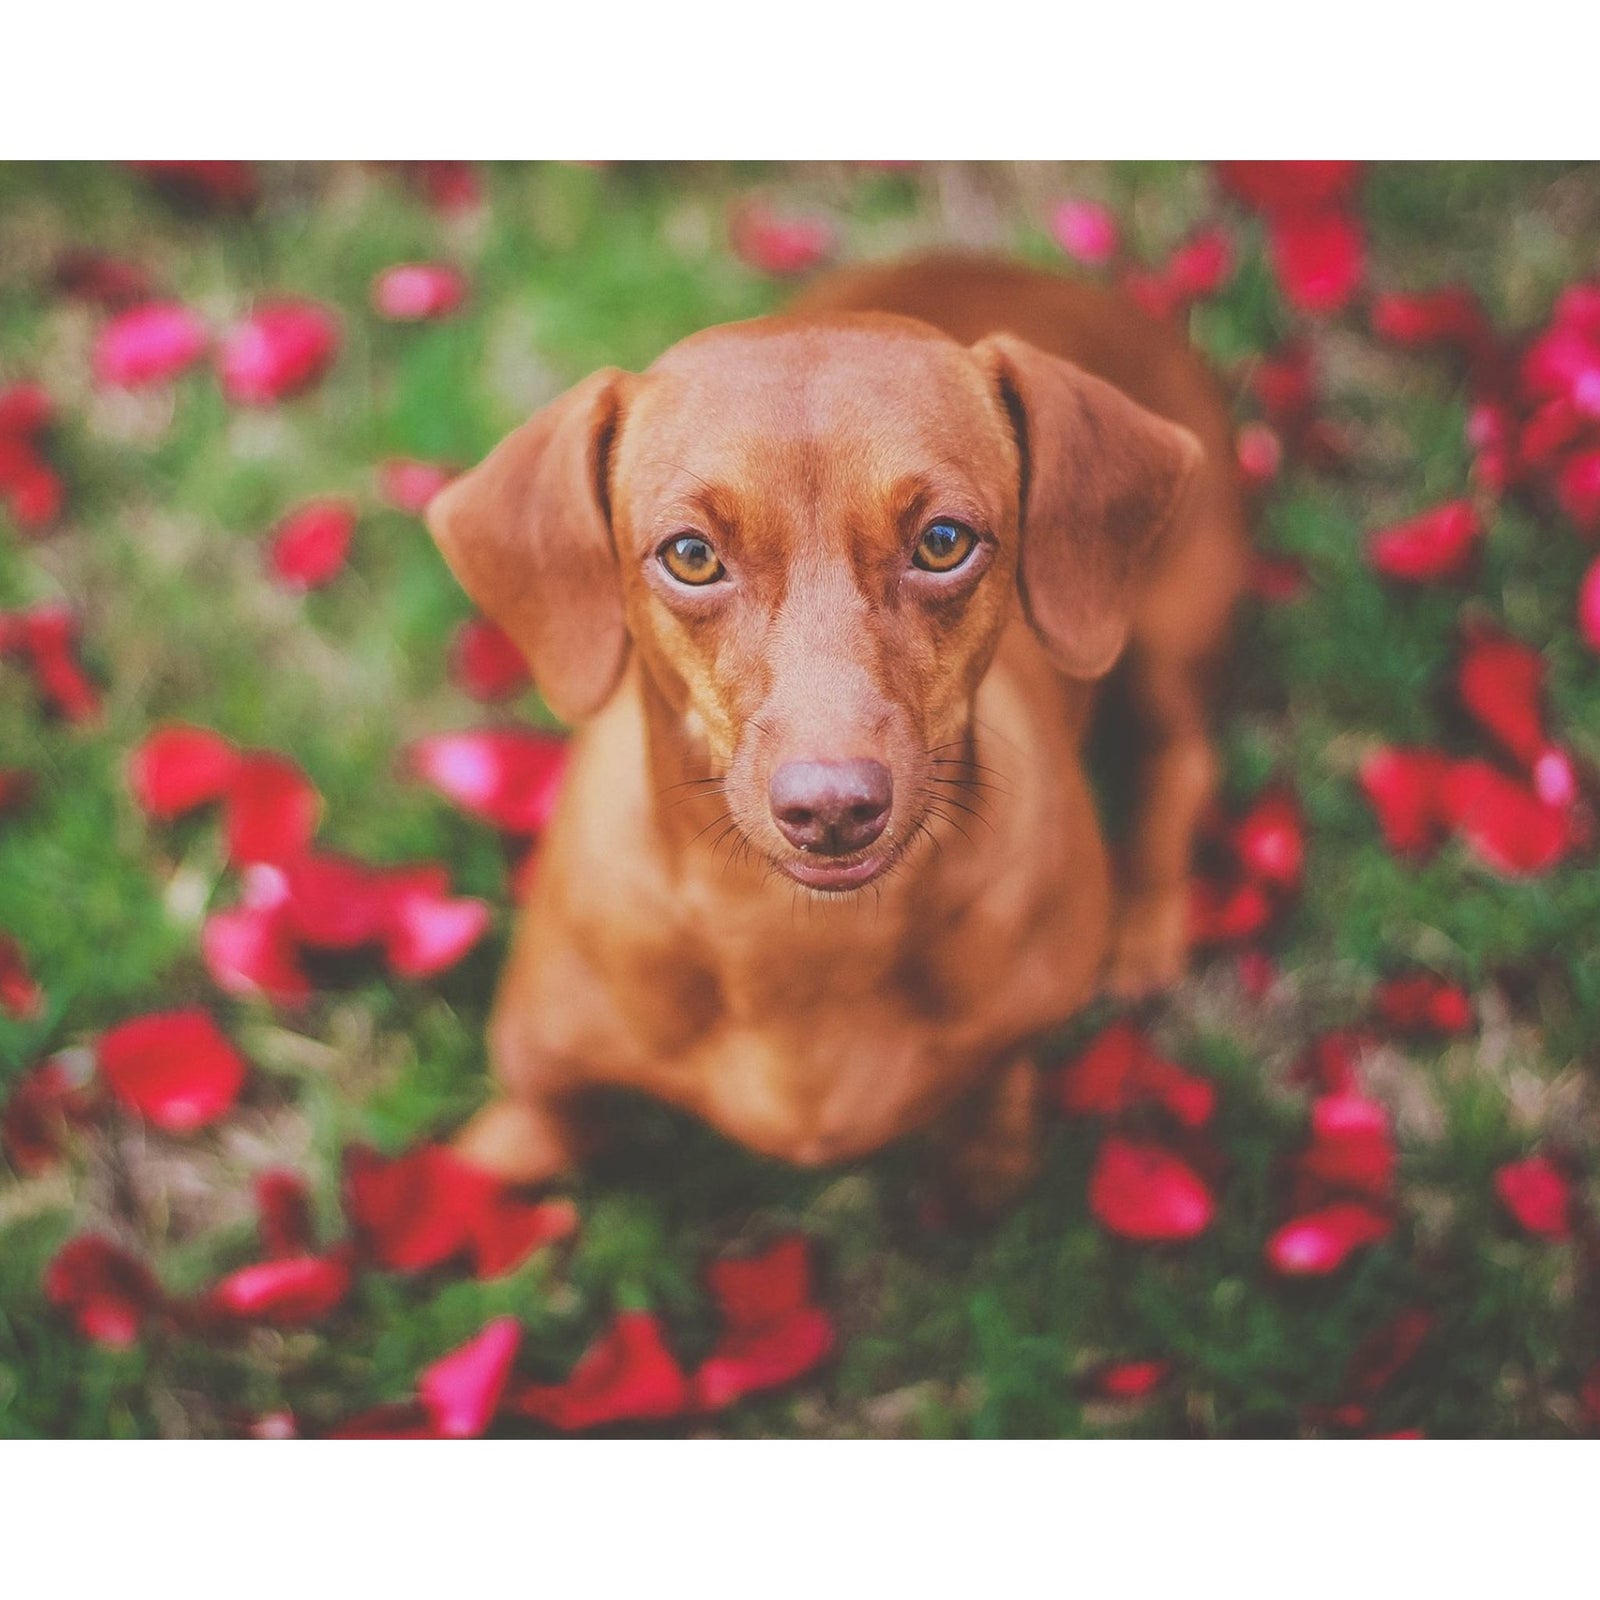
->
[2,161,1597,1437]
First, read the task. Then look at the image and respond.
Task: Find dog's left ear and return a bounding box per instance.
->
[426,368,633,725]
[976,333,1203,680]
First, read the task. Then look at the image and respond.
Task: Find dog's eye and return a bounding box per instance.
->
[913,519,978,573]
[658,534,725,587]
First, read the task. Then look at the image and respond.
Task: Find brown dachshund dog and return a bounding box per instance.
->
[427,254,1248,1212]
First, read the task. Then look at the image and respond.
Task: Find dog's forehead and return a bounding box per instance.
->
[616,317,1011,505]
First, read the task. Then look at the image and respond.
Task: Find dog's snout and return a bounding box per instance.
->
[769,759,892,855]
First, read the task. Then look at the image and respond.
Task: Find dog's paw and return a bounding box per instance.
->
[1106,889,1189,999]
[453,1097,582,1187]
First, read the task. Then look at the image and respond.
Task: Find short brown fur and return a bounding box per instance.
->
[427,254,1248,1207]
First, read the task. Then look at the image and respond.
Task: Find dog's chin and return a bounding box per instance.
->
[777,851,891,893]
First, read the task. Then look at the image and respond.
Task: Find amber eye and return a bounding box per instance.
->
[913,519,978,573]
[658,533,725,587]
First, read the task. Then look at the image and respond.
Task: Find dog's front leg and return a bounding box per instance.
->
[454,1094,588,1186]
[930,1051,1042,1220]
[452,1000,595,1184]
[1107,650,1220,999]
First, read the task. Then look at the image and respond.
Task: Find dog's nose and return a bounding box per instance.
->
[769,759,893,855]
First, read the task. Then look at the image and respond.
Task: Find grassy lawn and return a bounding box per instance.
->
[2,160,1599,1437]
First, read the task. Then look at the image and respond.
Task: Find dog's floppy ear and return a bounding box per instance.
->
[426,369,631,724]
[977,333,1202,680]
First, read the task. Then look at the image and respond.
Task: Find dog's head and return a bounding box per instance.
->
[427,313,1199,892]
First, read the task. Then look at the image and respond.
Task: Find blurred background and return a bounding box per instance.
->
[2,160,1600,1438]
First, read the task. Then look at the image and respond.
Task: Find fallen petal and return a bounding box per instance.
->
[1368,500,1481,583]
[96,1008,248,1132]
[407,729,570,834]
[224,752,321,866]
[510,1311,690,1432]
[128,724,241,820]
[217,299,340,405]
[207,1252,352,1324]
[1265,1202,1391,1275]
[449,616,531,702]
[92,301,209,388]
[1373,973,1474,1036]
[44,1234,161,1346]
[1088,1136,1216,1242]
[268,498,357,591]
[418,1316,522,1438]
[371,262,468,322]
[1493,1154,1572,1239]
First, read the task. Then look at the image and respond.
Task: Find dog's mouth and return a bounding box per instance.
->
[777,850,892,892]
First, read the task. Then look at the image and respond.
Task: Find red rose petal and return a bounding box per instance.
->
[449,616,531,702]
[705,1234,816,1330]
[470,1196,579,1279]
[6,458,65,532]
[53,250,152,310]
[44,1234,162,1347]
[1,1053,99,1175]
[692,1308,835,1412]
[201,898,312,1006]
[378,457,453,514]
[1358,747,1453,857]
[407,729,570,834]
[0,931,43,1019]
[1438,760,1571,876]
[1580,557,1600,654]
[1051,199,1120,267]
[1237,424,1285,490]
[1164,227,1235,302]
[280,852,389,950]
[1188,874,1275,948]
[96,1008,248,1132]
[208,1251,352,1324]
[343,1141,498,1273]
[217,299,340,405]
[730,204,835,277]
[1056,1022,1218,1129]
[371,262,468,322]
[128,724,241,820]
[1368,500,1482,583]
[1231,786,1305,893]
[92,301,209,388]
[1297,1093,1396,1202]
[0,381,54,436]
[1493,1154,1573,1239]
[1346,1308,1435,1399]
[1265,1202,1391,1275]
[416,1317,522,1439]
[1091,1358,1173,1400]
[224,752,320,866]
[268,498,357,591]
[1267,209,1365,315]
[11,604,100,723]
[1088,1136,1216,1242]
[381,885,491,978]
[131,160,259,210]
[1555,449,1600,537]
[1456,626,1556,774]
[1374,973,1474,1036]
[255,1169,315,1258]
[325,1402,437,1439]
[1290,1029,1377,1096]
[1216,161,1362,215]
[510,1311,690,1432]
[1371,286,1494,358]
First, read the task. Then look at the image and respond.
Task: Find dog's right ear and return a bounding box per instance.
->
[426,368,632,724]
